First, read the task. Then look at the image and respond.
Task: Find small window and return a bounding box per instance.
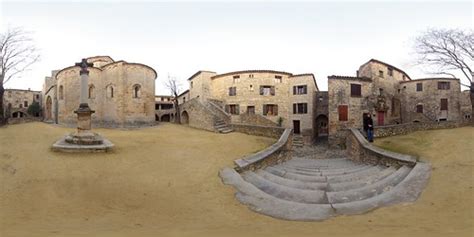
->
[416,83,423,92]
[249,85,254,91]
[263,104,278,116]
[438,82,450,90]
[260,86,275,96]
[59,85,64,100]
[35,94,39,100]
[338,105,348,121]
[19,104,23,108]
[379,88,384,96]
[318,96,323,102]
[416,104,423,113]
[133,84,141,98]
[190,81,193,88]
[228,87,237,96]
[24,101,28,107]
[350,84,361,97]
[402,75,406,80]
[247,106,255,114]
[274,75,282,83]
[388,67,393,76]
[233,75,240,83]
[226,104,239,115]
[293,85,307,95]
[183,97,186,103]
[440,98,448,110]
[88,85,95,99]
[249,74,254,78]
[292,103,308,114]
[379,70,384,77]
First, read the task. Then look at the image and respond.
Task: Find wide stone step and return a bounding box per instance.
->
[220,168,335,221]
[332,163,431,215]
[327,166,412,204]
[265,167,327,183]
[328,166,397,192]
[242,171,328,204]
[327,166,385,183]
[255,170,327,191]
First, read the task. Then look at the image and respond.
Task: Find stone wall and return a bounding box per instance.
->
[7,117,43,125]
[346,128,417,167]
[231,123,286,139]
[237,113,277,127]
[233,128,293,172]
[180,98,218,132]
[374,121,468,138]
[400,78,461,122]
[53,57,157,128]
[3,89,42,118]
[460,90,472,122]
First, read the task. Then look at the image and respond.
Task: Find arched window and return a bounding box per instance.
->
[88,84,95,99]
[59,85,64,100]
[132,84,141,98]
[106,85,114,98]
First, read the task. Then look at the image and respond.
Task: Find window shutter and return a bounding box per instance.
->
[303,85,307,94]
[303,103,307,113]
[225,105,230,113]
[274,105,278,115]
[236,104,240,115]
[293,104,296,114]
[259,86,264,95]
[293,86,297,95]
[263,105,267,115]
[270,86,275,96]
[441,99,448,110]
[338,105,348,121]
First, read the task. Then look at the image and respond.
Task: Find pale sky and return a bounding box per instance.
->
[1,1,472,95]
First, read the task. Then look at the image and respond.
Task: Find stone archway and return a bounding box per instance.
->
[45,96,52,120]
[315,114,328,137]
[181,111,189,124]
[161,114,171,122]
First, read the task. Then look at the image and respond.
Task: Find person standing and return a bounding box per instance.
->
[367,114,374,142]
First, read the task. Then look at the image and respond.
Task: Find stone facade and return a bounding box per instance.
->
[460,90,472,121]
[183,70,319,144]
[328,59,470,148]
[155,95,174,122]
[400,78,461,122]
[3,89,42,119]
[44,56,157,128]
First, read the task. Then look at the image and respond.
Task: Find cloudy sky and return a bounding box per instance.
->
[1,1,472,95]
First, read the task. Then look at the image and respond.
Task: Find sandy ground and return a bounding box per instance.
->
[0,123,473,237]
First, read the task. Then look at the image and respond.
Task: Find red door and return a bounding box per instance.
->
[377,111,385,126]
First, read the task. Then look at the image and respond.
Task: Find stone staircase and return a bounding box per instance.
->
[292,134,304,147]
[214,118,233,134]
[220,156,430,221]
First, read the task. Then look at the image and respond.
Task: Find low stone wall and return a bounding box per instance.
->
[237,113,278,127]
[234,128,293,172]
[8,117,42,125]
[231,123,286,139]
[346,128,417,167]
[374,120,468,138]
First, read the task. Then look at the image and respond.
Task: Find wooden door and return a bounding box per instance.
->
[293,120,301,134]
[377,111,384,126]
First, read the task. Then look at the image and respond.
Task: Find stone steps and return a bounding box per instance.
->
[292,135,304,147]
[214,119,233,134]
[220,157,431,221]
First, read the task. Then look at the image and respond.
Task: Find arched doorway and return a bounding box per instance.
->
[12,111,26,118]
[161,114,171,122]
[45,96,52,120]
[181,111,189,124]
[315,114,328,137]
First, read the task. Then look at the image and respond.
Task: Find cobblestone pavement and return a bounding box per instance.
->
[292,138,346,159]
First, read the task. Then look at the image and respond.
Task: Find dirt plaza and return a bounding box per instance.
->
[0,123,473,237]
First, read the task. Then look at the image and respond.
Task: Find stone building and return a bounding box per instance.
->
[328,59,469,147]
[179,70,320,144]
[42,56,157,128]
[155,95,174,122]
[3,89,42,119]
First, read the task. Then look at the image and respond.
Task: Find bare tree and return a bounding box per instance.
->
[164,75,181,124]
[413,28,473,121]
[0,27,40,125]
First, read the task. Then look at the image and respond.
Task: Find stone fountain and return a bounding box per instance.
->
[52,59,114,152]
